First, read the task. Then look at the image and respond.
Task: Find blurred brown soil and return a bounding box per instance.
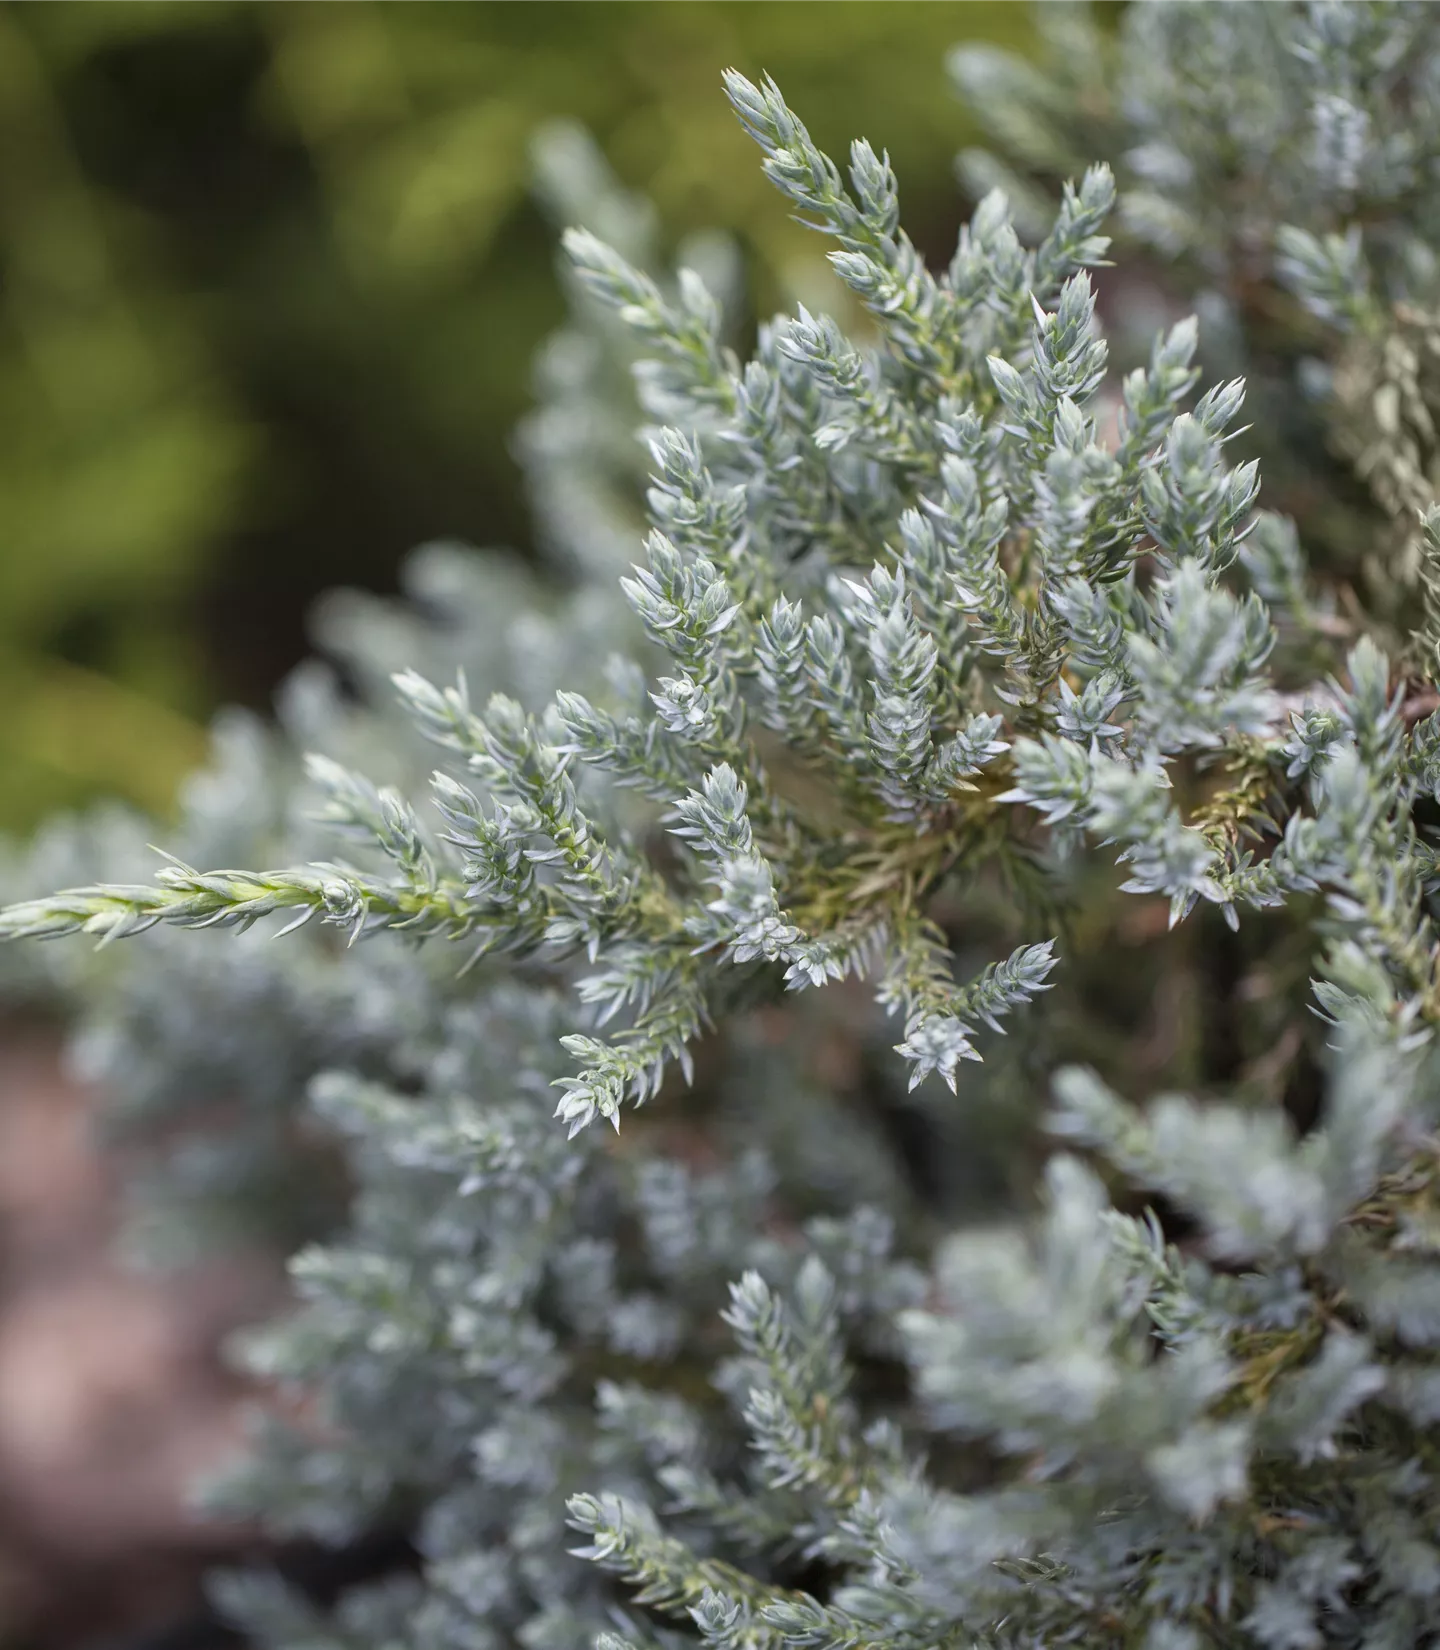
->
[0,1027,281,1650]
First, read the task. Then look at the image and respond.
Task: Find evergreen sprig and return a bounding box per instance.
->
[9,27,1440,1650]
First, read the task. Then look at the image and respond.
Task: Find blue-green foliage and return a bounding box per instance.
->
[953,0,1440,629]
[10,18,1440,1650]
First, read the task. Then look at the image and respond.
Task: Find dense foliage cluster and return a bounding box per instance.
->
[0,1,1024,832]
[10,7,1440,1647]
[954,0,1440,617]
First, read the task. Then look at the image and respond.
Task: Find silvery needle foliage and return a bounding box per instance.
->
[10,63,1440,1650]
[0,117,667,1262]
[951,0,1440,619]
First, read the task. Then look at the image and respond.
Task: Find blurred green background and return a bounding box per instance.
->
[0,1,1046,834]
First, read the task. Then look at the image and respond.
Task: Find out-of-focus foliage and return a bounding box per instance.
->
[0,0,1032,833]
